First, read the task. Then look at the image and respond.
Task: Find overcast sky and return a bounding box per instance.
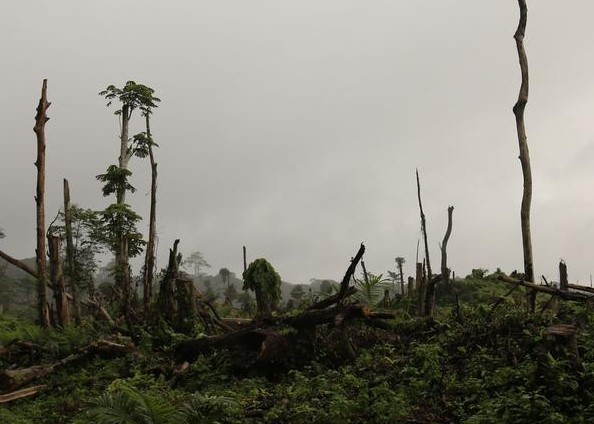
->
[2,1,594,285]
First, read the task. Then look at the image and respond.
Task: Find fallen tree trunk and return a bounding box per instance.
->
[0,340,135,391]
[0,385,45,404]
[0,250,37,278]
[498,275,592,302]
[567,284,594,295]
[176,303,383,363]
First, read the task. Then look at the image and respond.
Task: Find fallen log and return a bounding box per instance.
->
[0,339,135,391]
[498,275,593,302]
[0,250,37,278]
[0,385,45,404]
[176,304,376,363]
[286,303,370,328]
[567,284,594,295]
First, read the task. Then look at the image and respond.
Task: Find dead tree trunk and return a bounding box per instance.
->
[407,276,414,298]
[48,235,69,327]
[512,0,535,311]
[559,260,568,291]
[142,114,157,316]
[157,239,181,325]
[243,245,247,273]
[175,276,198,334]
[441,206,454,288]
[63,179,80,324]
[33,79,51,328]
[416,170,432,278]
[415,262,424,315]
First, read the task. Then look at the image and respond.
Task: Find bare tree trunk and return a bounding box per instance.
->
[117,105,131,205]
[48,236,69,327]
[415,262,424,315]
[559,261,568,291]
[441,206,454,287]
[416,170,432,278]
[33,79,51,329]
[63,179,80,324]
[512,0,535,311]
[157,239,181,325]
[396,260,405,296]
[142,115,157,316]
[243,245,247,273]
[121,236,132,327]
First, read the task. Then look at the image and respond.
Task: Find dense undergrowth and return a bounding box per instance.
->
[2,277,594,423]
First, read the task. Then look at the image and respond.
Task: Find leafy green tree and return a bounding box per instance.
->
[49,205,103,295]
[131,106,160,314]
[218,267,232,286]
[290,285,305,302]
[318,279,336,296]
[98,81,160,205]
[242,258,281,317]
[97,81,159,322]
[182,251,210,277]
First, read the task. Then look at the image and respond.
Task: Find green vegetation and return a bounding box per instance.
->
[2,272,594,423]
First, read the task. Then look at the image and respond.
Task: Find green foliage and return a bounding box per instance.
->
[96,203,145,258]
[183,393,242,424]
[354,273,391,306]
[243,259,282,316]
[86,381,180,424]
[48,205,103,294]
[131,132,159,159]
[242,259,281,302]
[96,165,136,198]
[99,81,160,117]
[10,280,594,424]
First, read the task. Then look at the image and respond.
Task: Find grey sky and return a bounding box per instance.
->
[1,1,594,284]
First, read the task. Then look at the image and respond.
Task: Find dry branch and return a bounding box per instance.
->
[308,243,364,311]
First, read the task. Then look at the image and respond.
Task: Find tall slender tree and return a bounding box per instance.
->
[133,108,160,314]
[512,0,534,284]
[98,82,159,317]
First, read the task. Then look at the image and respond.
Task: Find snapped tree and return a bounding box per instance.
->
[243,258,282,317]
